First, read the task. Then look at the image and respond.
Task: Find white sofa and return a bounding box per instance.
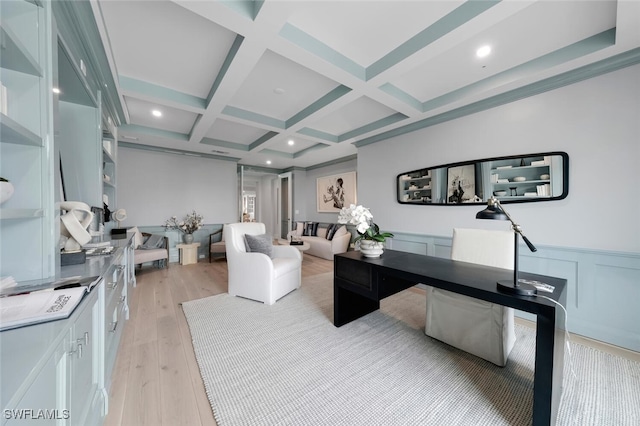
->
[288,223,351,260]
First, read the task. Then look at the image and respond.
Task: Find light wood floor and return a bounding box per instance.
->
[104,254,334,426]
[104,254,639,426]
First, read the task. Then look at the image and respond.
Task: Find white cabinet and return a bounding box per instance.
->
[1,236,133,426]
[0,0,55,282]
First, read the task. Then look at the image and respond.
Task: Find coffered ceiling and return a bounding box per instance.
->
[91,0,640,170]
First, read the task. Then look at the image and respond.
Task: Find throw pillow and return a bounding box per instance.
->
[326,223,338,240]
[141,234,165,250]
[294,222,304,236]
[302,222,319,236]
[333,225,347,238]
[243,233,273,258]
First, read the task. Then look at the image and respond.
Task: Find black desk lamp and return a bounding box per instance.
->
[476,197,538,296]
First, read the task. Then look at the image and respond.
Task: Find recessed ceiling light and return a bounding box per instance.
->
[288,139,295,146]
[121,134,138,141]
[273,88,285,95]
[52,87,61,94]
[266,160,272,165]
[152,109,162,117]
[476,45,492,58]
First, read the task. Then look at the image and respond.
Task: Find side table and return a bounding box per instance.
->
[176,242,201,265]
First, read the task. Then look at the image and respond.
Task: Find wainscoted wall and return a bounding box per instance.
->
[386,232,640,352]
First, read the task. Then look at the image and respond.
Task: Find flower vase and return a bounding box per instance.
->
[359,240,384,258]
[183,233,194,244]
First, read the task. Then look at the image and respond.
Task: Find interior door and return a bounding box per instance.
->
[278,172,292,239]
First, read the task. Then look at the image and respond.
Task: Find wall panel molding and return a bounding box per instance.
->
[386,232,640,352]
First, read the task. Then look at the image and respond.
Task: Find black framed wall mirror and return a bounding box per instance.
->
[397,152,569,205]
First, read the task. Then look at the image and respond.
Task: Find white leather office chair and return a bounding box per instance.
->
[425,228,516,366]
[225,222,301,305]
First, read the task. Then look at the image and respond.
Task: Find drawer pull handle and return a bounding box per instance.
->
[69,343,83,359]
[119,295,126,304]
[109,321,118,333]
[77,331,89,346]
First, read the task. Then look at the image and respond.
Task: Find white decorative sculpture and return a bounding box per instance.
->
[60,201,94,252]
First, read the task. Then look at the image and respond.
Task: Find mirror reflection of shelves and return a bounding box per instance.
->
[398,170,436,203]
[489,156,553,200]
[396,152,568,205]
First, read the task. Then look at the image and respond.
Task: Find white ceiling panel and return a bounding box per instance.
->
[227,50,340,120]
[99,0,237,98]
[205,118,269,146]
[285,1,464,66]
[308,96,400,135]
[125,96,198,134]
[392,0,618,102]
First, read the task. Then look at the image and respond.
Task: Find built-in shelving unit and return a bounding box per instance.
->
[0,0,55,282]
[102,128,117,209]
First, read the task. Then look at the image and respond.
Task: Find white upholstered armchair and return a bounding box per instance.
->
[425,228,516,366]
[225,222,301,305]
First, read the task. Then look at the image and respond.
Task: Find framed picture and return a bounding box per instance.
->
[317,171,357,212]
[447,164,476,204]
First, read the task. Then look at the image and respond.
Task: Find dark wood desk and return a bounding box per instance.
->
[334,249,567,426]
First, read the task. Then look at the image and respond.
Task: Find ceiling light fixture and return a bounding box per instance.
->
[288,139,295,146]
[152,109,162,117]
[266,160,272,165]
[52,87,61,94]
[273,88,285,95]
[476,45,492,58]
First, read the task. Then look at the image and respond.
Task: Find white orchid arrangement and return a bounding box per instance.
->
[337,204,394,243]
[165,210,203,235]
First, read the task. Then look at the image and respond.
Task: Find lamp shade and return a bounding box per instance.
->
[476,202,508,220]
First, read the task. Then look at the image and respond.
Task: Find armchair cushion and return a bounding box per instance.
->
[243,233,273,258]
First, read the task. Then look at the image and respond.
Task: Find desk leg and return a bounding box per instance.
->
[533,303,566,426]
[334,279,379,327]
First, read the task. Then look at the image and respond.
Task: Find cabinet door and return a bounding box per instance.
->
[67,291,101,426]
[4,338,69,425]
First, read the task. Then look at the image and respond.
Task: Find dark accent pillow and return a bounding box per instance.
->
[243,233,273,258]
[326,224,338,240]
[302,222,319,236]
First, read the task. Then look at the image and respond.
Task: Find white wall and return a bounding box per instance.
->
[294,158,358,223]
[357,64,640,253]
[117,148,237,227]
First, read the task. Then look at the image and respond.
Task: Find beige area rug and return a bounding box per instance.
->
[182,272,640,425]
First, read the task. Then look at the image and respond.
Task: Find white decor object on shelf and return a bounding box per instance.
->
[0,178,14,204]
[114,209,127,227]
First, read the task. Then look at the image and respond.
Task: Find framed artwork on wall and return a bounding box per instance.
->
[447,164,476,204]
[316,171,357,212]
